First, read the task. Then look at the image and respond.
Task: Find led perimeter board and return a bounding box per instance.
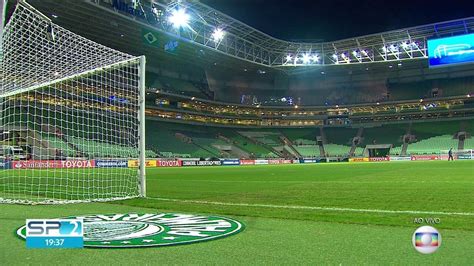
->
[428,33,474,67]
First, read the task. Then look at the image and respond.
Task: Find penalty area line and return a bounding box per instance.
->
[146,197,474,217]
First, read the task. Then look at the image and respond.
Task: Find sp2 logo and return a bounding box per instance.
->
[25,219,83,248]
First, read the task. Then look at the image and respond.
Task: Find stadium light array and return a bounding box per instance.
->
[212,28,225,42]
[389,44,398,52]
[286,55,292,62]
[168,9,190,29]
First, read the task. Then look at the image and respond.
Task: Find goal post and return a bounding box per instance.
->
[0,1,146,204]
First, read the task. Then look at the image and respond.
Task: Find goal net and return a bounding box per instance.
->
[0,1,146,204]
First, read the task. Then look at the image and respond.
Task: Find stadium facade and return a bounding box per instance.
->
[6,0,474,161]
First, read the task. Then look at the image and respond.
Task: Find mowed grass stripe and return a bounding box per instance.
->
[148,197,474,216]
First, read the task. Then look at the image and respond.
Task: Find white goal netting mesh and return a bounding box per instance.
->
[0,2,145,204]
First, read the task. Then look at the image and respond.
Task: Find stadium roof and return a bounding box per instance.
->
[20,0,474,70]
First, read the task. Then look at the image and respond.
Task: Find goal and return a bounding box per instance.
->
[0,1,146,204]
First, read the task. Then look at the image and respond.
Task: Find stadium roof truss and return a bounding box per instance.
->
[88,0,474,69]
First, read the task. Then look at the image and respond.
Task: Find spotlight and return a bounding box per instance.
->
[352,50,359,57]
[168,9,190,29]
[332,54,338,59]
[341,53,347,59]
[312,54,320,62]
[382,46,388,53]
[401,42,409,49]
[211,28,225,42]
[361,50,368,56]
[302,53,311,64]
[286,55,292,62]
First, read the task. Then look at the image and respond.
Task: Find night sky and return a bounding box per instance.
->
[201,0,473,41]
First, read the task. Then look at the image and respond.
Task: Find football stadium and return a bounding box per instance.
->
[1,0,473,264]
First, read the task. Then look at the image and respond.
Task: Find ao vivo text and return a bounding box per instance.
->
[413,218,441,224]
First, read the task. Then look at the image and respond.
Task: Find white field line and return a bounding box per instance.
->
[147,197,474,217]
[155,179,474,184]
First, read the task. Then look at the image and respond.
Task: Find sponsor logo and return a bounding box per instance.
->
[254,160,269,165]
[240,160,255,165]
[412,226,441,254]
[157,160,182,167]
[349,158,369,162]
[95,160,128,168]
[17,213,244,248]
[268,160,293,165]
[12,160,94,169]
[302,159,320,163]
[369,157,390,162]
[389,156,412,161]
[411,155,440,161]
[182,160,221,167]
[221,160,240,166]
[128,160,157,168]
[458,154,473,160]
[25,219,83,248]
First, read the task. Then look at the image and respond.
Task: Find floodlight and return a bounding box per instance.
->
[286,55,292,62]
[168,9,190,29]
[312,54,320,62]
[212,28,225,42]
[302,53,311,64]
[401,42,409,49]
[332,54,338,59]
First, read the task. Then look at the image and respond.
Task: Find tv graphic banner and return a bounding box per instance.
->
[428,33,474,67]
[95,160,128,168]
[25,219,83,249]
[11,160,95,169]
[156,160,182,167]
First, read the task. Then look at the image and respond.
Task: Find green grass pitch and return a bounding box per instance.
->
[1,160,473,264]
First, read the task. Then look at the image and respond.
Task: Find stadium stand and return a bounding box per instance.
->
[42,135,76,157]
[406,121,461,154]
[323,127,356,157]
[362,124,407,146]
